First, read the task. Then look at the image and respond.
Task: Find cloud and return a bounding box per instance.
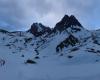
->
[0,0,100,31]
[0,0,27,30]
[62,0,100,29]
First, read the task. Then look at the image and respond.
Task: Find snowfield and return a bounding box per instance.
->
[1,44,100,80]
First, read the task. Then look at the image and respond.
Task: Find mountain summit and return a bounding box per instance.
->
[53,15,83,32]
[29,23,51,37]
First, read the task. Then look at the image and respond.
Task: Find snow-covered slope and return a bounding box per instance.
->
[0,15,100,80]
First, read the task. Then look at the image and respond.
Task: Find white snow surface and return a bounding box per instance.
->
[0,29,100,80]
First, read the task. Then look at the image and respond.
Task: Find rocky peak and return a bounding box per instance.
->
[60,15,69,24]
[53,15,83,33]
[68,15,82,27]
[29,23,51,37]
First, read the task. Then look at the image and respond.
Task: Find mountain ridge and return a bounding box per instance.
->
[0,14,100,64]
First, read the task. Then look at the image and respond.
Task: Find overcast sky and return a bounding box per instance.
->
[0,0,100,31]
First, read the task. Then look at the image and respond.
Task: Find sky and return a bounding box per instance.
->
[0,0,100,31]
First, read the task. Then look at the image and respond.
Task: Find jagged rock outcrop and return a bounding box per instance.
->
[29,23,51,37]
[53,15,83,33]
[56,34,79,52]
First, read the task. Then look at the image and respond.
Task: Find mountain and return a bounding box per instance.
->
[53,15,82,33]
[0,14,100,80]
[28,23,51,37]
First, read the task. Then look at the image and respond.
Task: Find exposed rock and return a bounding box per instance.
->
[29,23,51,37]
[56,34,79,52]
[25,59,36,64]
[53,15,83,33]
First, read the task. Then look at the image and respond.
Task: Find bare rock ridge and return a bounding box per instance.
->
[53,15,83,32]
[56,34,79,52]
[28,14,83,37]
[29,23,51,37]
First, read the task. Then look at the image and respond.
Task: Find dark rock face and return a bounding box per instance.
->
[56,35,79,52]
[25,59,36,64]
[68,15,82,27]
[0,29,9,33]
[53,15,82,32]
[29,23,51,37]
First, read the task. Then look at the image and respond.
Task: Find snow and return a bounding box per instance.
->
[0,42,100,80]
[0,26,100,80]
[1,51,100,80]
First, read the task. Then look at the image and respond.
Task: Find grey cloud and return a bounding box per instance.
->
[0,0,100,31]
[0,0,54,31]
[28,0,52,16]
[0,0,26,31]
[65,0,100,15]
